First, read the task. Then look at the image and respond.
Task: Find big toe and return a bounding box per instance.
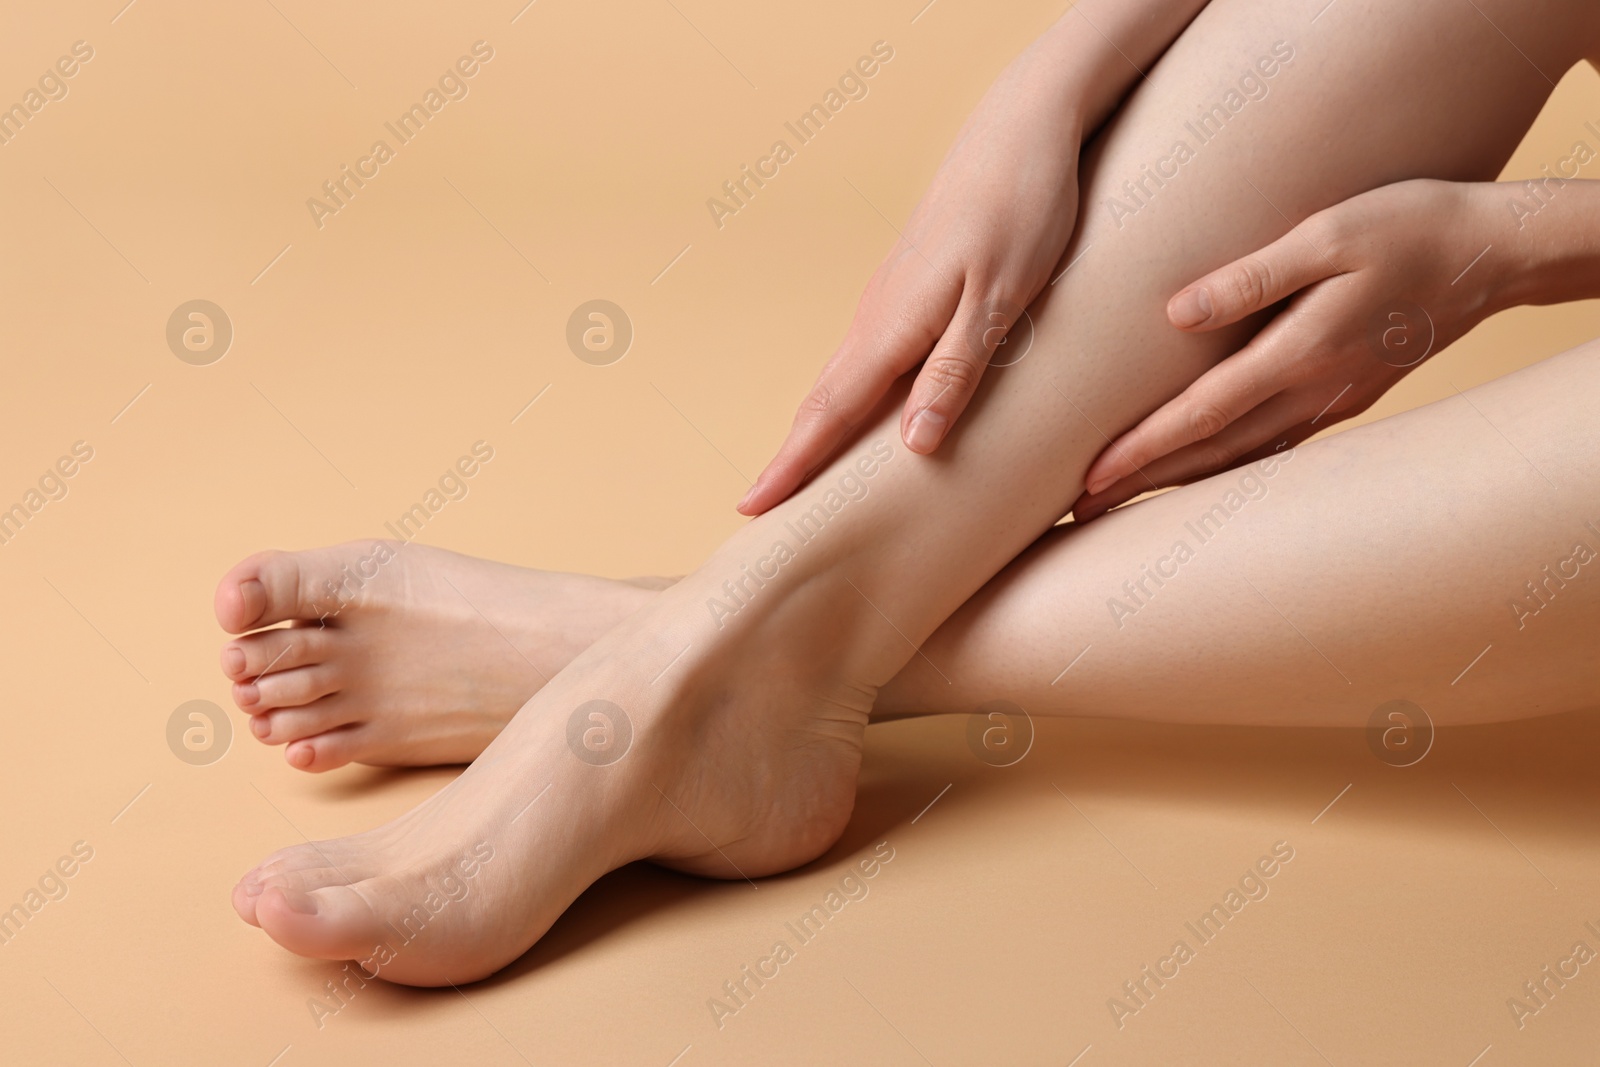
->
[256,883,381,963]
[232,875,264,927]
[215,549,327,633]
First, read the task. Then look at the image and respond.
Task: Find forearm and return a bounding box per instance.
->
[1005,0,1212,137]
[1486,178,1600,309]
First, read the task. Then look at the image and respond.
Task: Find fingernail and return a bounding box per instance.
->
[737,485,757,512]
[251,716,270,738]
[905,410,948,453]
[1170,288,1212,328]
[241,876,264,898]
[1084,474,1113,496]
[236,683,260,707]
[223,646,246,677]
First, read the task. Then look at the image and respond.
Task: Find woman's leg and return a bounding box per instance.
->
[220,338,1600,768]
[879,338,1600,725]
[219,0,1600,766]
[217,333,1600,767]
[228,0,1600,984]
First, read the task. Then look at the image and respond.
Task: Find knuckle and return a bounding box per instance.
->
[1186,402,1232,441]
[1224,257,1275,309]
[920,355,980,400]
[798,382,840,424]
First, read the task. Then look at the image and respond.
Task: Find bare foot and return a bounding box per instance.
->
[232,559,875,985]
[214,541,661,771]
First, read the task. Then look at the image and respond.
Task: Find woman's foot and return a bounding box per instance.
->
[232,559,877,985]
[232,428,948,985]
[214,541,664,771]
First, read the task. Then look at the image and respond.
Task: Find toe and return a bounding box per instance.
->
[256,883,384,963]
[234,664,341,714]
[232,874,265,927]
[222,625,331,682]
[250,699,355,746]
[215,548,345,634]
[285,724,370,772]
[214,556,271,634]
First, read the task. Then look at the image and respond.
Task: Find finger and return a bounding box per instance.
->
[901,291,1010,454]
[739,253,960,515]
[1073,394,1312,522]
[1167,223,1342,331]
[1229,418,1321,468]
[1083,329,1305,495]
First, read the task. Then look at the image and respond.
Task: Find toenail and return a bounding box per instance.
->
[223,647,245,676]
[251,716,270,738]
[237,683,260,707]
[238,578,266,623]
[280,889,320,915]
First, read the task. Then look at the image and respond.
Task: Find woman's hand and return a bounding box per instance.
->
[736,0,1215,516]
[736,52,1085,515]
[1074,178,1507,521]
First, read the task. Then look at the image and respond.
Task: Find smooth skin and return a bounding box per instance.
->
[736,0,1213,513]
[219,334,1600,762]
[222,186,1600,755]
[1075,177,1600,518]
[225,0,1600,986]
[744,5,1600,522]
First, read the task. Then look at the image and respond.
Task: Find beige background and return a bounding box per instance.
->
[2,0,1598,1063]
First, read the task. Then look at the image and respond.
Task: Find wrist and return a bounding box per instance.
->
[1030,0,1211,135]
[1456,182,1524,317]
[997,23,1093,138]
[1475,178,1600,310]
